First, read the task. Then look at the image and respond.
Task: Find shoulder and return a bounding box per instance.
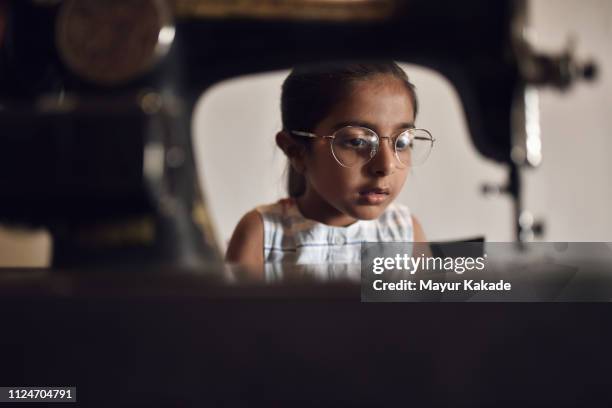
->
[377,202,413,229]
[225,209,264,266]
[410,214,430,256]
[411,215,427,242]
[380,202,411,218]
[385,203,424,239]
[256,198,296,219]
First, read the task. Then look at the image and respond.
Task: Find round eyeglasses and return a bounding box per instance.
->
[290,126,435,168]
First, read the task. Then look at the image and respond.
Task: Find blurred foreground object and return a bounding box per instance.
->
[172,0,396,21]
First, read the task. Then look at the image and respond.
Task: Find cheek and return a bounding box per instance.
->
[333,168,362,190]
[395,169,409,188]
[308,155,359,191]
[307,145,336,173]
[307,148,333,173]
[315,163,353,188]
[307,144,383,192]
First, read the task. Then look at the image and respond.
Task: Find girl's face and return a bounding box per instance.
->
[298,75,415,226]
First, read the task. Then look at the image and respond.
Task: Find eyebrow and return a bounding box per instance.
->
[331,120,415,133]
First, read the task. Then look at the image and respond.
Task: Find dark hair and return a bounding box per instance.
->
[280,61,419,197]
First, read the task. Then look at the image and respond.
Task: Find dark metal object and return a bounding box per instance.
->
[0,92,220,267]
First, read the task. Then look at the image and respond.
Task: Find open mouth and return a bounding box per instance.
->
[359,187,390,195]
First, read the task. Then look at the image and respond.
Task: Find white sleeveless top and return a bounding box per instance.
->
[255,198,414,265]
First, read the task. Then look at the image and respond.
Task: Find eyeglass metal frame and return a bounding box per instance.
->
[290,126,435,168]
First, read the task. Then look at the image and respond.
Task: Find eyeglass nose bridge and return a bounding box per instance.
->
[367,135,400,162]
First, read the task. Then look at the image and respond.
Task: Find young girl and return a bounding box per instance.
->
[226,61,433,271]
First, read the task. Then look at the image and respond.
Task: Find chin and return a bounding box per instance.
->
[350,205,387,221]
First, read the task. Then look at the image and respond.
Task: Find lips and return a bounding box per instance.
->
[359,187,390,204]
[359,187,390,195]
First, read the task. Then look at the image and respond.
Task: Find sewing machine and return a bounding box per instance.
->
[0,1,608,406]
[0,0,597,267]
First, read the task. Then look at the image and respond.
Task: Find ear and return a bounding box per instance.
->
[276,131,306,174]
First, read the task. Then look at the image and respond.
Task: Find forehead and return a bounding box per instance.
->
[319,76,415,129]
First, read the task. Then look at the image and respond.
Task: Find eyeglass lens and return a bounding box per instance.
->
[331,127,432,168]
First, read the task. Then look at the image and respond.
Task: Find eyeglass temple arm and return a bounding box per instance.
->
[290,131,316,138]
[290,131,333,139]
[413,136,436,142]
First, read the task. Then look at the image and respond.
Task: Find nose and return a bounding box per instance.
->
[368,137,397,177]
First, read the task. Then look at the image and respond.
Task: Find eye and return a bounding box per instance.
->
[335,127,376,150]
[395,133,413,152]
[343,137,370,149]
